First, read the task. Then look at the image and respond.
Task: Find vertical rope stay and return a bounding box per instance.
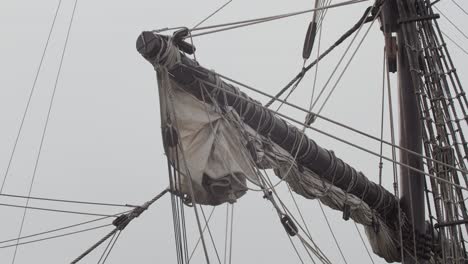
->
[384,47,405,262]
[164,85,211,264]
[378,50,386,186]
[228,204,234,264]
[0,0,63,194]
[354,222,375,263]
[167,159,183,264]
[308,12,325,114]
[188,0,234,62]
[99,230,121,264]
[188,207,217,262]
[306,7,373,113]
[96,230,118,263]
[11,1,79,263]
[223,204,229,264]
[318,201,348,264]
[0,0,62,194]
[200,206,222,264]
[315,6,382,117]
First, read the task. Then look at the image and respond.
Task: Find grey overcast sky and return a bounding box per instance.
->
[0,0,467,263]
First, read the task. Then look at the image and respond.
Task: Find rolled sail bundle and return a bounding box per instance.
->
[138,31,403,262]
[152,37,256,206]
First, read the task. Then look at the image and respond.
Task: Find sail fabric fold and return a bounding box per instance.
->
[164,82,255,205]
[155,43,256,205]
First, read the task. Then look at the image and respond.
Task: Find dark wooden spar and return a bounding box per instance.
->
[136,31,400,225]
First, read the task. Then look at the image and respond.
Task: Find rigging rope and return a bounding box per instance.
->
[353,222,375,264]
[286,184,315,253]
[0,0,63,194]
[0,224,112,249]
[442,32,468,56]
[286,234,305,264]
[186,65,468,177]
[378,50,386,186]
[314,6,381,117]
[223,205,229,264]
[318,201,349,264]
[384,47,405,262]
[397,1,468,259]
[209,68,468,173]
[255,165,318,262]
[168,157,187,264]
[258,176,309,264]
[200,78,317,235]
[228,204,234,264]
[70,189,168,263]
[166,84,212,264]
[267,181,331,263]
[188,0,234,62]
[0,202,121,217]
[11,1,79,262]
[98,230,121,264]
[176,57,468,177]
[188,0,369,38]
[304,0,330,125]
[435,6,468,40]
[272,0,331,113]
[451,0,468,16]
[0,193,136,208]
[200,206,222,264]
[96,230,118,264]
[192,0,233,30]
[142,1,468,260]
[308,13,324,115]
[265,6,373,108]
[257,170,331,263]
[188,207,217,262]
[0,211,129,245]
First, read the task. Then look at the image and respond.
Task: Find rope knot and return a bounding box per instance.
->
[112,214,130,230]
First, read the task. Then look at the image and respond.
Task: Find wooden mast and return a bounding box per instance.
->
[381,0,426,262]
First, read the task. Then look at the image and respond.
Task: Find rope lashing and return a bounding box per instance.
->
[70,189,169,264]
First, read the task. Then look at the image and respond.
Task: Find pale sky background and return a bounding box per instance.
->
[0,0,467,263]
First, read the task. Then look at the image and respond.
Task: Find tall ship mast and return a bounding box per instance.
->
[1,0,467,263]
